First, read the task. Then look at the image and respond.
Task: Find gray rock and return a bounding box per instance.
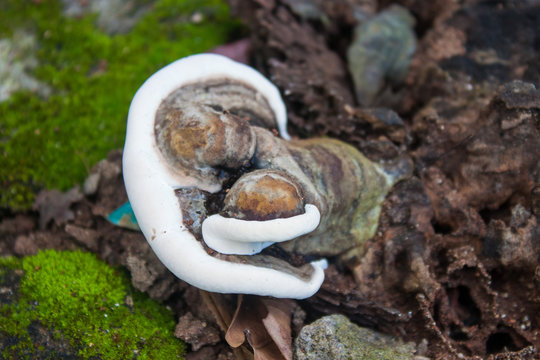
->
[294,314,415,360]
[61,0,153,34]
[347,5,416,107]
[282,0,328,23]
[0,30,51,102]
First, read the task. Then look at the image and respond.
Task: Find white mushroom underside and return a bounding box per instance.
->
[202,204,321,255]
[123,54,326,298]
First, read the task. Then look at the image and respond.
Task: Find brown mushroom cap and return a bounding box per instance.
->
[221,170,305,221]
[155,104,256,171]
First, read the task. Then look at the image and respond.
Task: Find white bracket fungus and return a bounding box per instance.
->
[202,204,321,255]
[123,54,326,299]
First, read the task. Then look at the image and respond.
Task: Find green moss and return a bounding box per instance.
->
[0,0,241,210]
[0,250,185,359]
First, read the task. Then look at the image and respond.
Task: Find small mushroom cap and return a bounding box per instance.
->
[221,170,305,221]
[123,54,323,298]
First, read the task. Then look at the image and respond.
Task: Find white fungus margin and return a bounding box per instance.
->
[123,54,326,299]
[202,204,321,255]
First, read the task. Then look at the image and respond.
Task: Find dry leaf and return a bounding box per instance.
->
[200,291,253,360]
[260,298,294,360]
[199,290,235,332]
[225,295,294,360]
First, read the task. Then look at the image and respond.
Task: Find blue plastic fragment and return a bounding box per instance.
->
[107,201,140,231]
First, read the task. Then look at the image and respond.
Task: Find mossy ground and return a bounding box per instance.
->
[0,250,185,359]
[0,0,241,210]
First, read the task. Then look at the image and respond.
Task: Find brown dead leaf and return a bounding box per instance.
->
[199,290,235,332]
[200,291,253,360]
[260,298,294,360]
[225,295,294,360]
